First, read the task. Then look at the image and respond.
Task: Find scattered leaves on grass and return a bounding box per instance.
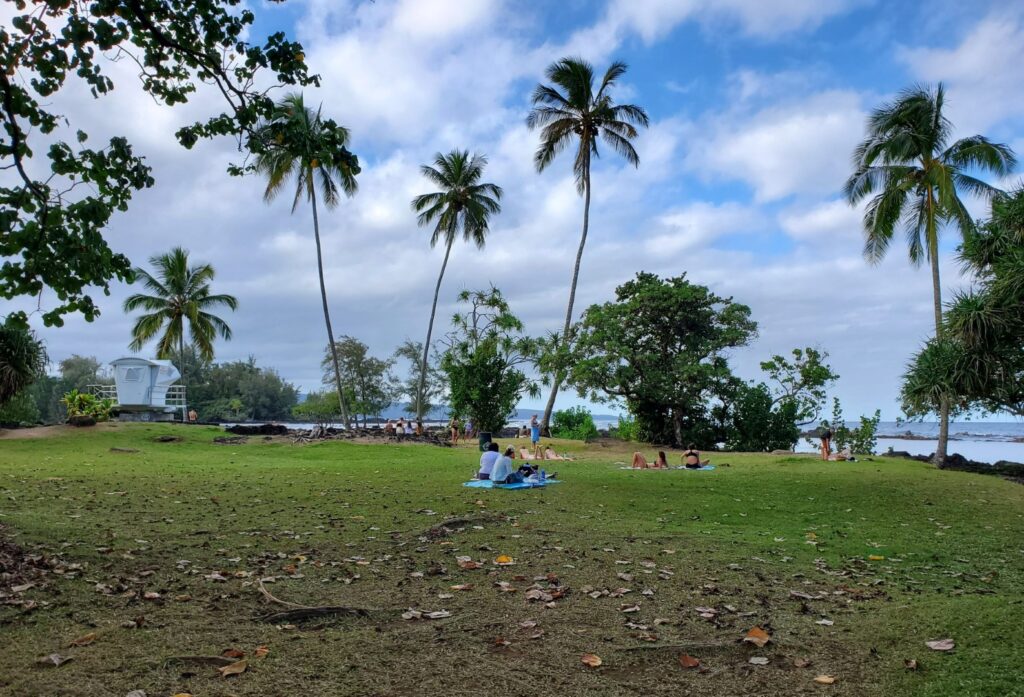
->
[678,654,700,669]
[926,639,954,651]
[904,659,918,671]
[221,648,245,659]
[218,659,248,678]
[581,653,602,668]
[742,626,771,647]
[748,657,769,665]
[68,632,97,647]
[37,653,73,668]
[794,658,813,668]
[814,675,836,684]
[402,609,452,620]
[254,646,270,658]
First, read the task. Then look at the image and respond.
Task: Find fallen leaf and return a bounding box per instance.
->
[38,653,73,668]
[620,604,641,613]
[814,675,836,684]
[450,584,474,591]
[743,626,771,648]
[494,555,514,565]
[68,632,97,647]
[125,691,147,697]
[519,619,538,629]
[437,593,454,599]
[679,654,700,669]
[816,619,834,626]
[458,560,483,570]
[221,648,245,659]
[254,646,270,658]
[493,636,511,647]
[218,659,248,678]
[794,657,813,668]
[926,639,955,652]
[748,657,769,665]
[868,555,885,561]
[581,653,602,668]
[424,610,451,619]
[171,694,194,697]
[11,583,35,593]
[904,659,918,670]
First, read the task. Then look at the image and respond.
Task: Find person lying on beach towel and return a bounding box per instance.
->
[683,443,710,469]
[520,448,536,460]
[544,447,573,461]
[631,451,669,469]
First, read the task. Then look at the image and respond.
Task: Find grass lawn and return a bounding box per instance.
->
[1,423,1022,697]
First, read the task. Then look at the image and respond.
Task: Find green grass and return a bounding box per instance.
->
[0,423,1022,696]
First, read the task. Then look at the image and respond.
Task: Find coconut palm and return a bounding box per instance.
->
[844,82,1016,463]
[527,56,649,432]
[254,92,360,427]
[0,324,47,406]
[411,150,502,420]
[124,247,238,418]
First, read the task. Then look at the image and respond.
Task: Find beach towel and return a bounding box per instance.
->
[463,479,561,489]
[616,465,716,471]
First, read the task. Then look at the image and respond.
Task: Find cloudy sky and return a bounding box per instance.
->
[10,0,1024,420]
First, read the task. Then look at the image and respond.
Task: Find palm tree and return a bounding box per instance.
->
[527,57,649,433]
[411,150,502,421]
[254,92,360,427]
[845,83,1016,464]
[124,247,238,419]
[0,323,47,406]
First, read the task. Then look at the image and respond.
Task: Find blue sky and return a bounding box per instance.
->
[8,0,1024,420]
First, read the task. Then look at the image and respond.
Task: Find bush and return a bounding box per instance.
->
[726,382,800,452]
[0,390,40,425]
[827,399,881,454]
[611,413,638,441]
[551,406,599,442]
[61,390,113,422]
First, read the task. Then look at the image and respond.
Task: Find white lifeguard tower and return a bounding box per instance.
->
[90,357,186,421]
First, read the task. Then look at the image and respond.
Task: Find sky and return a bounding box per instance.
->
[7,0,1024,420]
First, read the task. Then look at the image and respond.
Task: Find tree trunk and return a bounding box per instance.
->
[541,156,591,433]
[418,236,453,421]
[672,408,683,449]
[179,334,187,422]
[310,182,351,428]
[929,223,950,466]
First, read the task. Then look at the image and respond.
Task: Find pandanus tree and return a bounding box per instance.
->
[411,150,502,421]
[124,247,238,418]
[253,92,361,427]
[527,57,649,433]
[844,83,1015,464]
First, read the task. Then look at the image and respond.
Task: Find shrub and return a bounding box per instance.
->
[61,390,113,422]
[611,413,638,441]
[551,406,599,442]
[827,399,881,454]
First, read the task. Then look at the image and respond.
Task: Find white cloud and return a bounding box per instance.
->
[779,199,863,243]
[898,14,1024,134]
[686,90,866,202]
[646,201,759,254]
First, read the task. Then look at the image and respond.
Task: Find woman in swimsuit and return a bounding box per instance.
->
[683,443,708,469]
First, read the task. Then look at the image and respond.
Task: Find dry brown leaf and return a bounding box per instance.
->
[926,639,955,651]
[218,659,248,678]
[904,659,918,671]
[519,619,538,629]
[794,657,813,668]
[68,632,97,647]
[813,675,836,684]
[143,591,161,600]
[620,604,641,613]
[458,560,483,570]
[450,584,474,591]
[254,646,270,658]
[37,653,73,668]
[742,626,771,647]
[867,555,885,561]
[221,648,245,659]
[581,653,602,668]
[171,693,194,697]
[678,654,700,669]
[748,656,769,665]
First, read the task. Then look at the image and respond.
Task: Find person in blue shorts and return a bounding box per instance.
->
[530,414,541,457]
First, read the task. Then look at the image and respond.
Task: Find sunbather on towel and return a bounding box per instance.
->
[519,447,534,460]
[683,443,710,469]
[631,451,650,469]
[544,447,570,461]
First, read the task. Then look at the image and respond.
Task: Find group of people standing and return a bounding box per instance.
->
[385,418,422,437]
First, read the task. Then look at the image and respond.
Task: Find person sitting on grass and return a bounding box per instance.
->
[631,451,651,469]
[683,443,710,469]
[477,442,500,480]
[490,447,523,484]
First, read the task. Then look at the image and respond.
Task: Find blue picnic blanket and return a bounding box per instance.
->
[463,479,561,489]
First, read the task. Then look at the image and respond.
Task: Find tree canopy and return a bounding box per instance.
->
[1,0,317,327]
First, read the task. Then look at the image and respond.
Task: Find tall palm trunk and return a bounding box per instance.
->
[179,333,187,422]
[928,201,950,466]
[541,155,591,433]
[310,180,351,428]
[418,236,454,421]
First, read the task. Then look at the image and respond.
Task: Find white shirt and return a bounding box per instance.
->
[490,456,513,483]
[478,451,500,476]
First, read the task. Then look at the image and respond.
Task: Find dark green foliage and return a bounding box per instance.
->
[827,399,882,455]
[568,272,756,448]
[392,340,444,418]
[0,324,47,406]
[186,357,298,421]
[727,383,800,452]
[321,338,395,426]
[0,390,40,425]
[440,288,538,433]
[551,406,598,442]
[903,188,1024,418]
[291,391,342,426]
[1,0,316,326]
[611,413,638,441]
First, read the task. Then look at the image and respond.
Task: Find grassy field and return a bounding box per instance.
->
[0,423,1022,697]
